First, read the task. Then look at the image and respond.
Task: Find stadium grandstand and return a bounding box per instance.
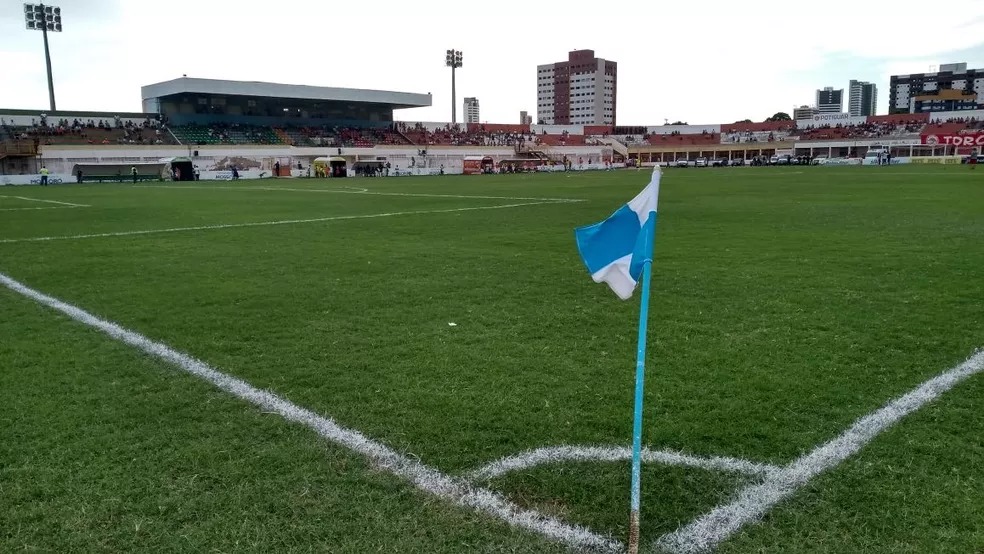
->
[3,77,984,184]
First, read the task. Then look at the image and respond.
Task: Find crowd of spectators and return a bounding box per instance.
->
[1,114,169,145]
[938,116,984,130]
[800,119,927,141]
[724,131,785,143]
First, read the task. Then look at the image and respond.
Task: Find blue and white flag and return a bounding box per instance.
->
[575,168,661,300]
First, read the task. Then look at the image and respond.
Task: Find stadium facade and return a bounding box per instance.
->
[141,77,432,127]
[2,77,983,184]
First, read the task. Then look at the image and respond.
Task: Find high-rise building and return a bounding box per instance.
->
[889,63,984,113]
[519,111,532,125]
[793,105,818,120]
[536,49,617,125]
[463,97,479,124]
[940,62,968,73]
[848,80,878,117]
[816,87,844,113]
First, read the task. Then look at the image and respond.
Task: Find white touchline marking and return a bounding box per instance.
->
[0,206,81,212]
[0,200,572,244]
[467,446,780,481]
[134,184,582,203]
[0,271,622,553]
[655,349,984,554]
[0,194,90,207]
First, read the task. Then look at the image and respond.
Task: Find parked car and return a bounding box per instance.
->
[811,156,828,165]
[710,158,728,167]
[675,158,691,168]
[729,158,745,167]
[695,157,708,167]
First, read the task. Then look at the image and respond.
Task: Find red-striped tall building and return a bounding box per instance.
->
[536,50,616,126]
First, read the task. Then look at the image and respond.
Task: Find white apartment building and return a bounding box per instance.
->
[536,49,617,126]
[463,97,479,124]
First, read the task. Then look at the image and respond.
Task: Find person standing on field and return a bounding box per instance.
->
[39,166,49,186]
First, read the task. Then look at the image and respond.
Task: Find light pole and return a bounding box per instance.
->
[445,49,462,124]
[24,3,62,112]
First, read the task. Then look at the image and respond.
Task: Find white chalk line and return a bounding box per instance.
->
[0,270,622,553]
[0,200,566,245]
[654,349,984,554]
[134,184,583,203]
[0,206,81,212]
[0,194,90,207]
[467,445,781,481]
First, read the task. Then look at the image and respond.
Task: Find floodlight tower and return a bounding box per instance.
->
[445,49,463,124]
[23,3,62,111]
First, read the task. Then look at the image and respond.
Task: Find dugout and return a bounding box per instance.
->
[71,162,166,183]
[313,156,347,177]
[462,155,494,175]
[161,157,196,181]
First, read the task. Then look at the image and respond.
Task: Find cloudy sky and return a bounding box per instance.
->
[2,0,984,125]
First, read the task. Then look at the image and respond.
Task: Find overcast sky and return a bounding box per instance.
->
[2,0,984,125]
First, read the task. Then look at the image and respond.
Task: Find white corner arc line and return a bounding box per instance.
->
[0,271,622,554]
[0,201,564,244]
[467,446,780,481]
[655,349,984,554]
[0,194,90,207]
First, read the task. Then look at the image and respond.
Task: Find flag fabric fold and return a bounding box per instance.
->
[574,168,661,300]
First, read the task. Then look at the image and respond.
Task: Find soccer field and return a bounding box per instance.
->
[2,166,983,553]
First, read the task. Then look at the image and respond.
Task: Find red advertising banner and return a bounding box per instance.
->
[921,132,984,146]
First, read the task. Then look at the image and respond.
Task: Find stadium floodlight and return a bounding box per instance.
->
[23,3,62,111]
[445,49,463,124]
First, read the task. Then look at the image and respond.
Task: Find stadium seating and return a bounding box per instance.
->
[395,123,536,147]
[19,112,970,150]
[535,133,587,146]
[799,119,926,141]
[721,121,795,133]
[169,124,284,145]
[646,132,720,146]
[5,117,177,146]
[921,120,983,136]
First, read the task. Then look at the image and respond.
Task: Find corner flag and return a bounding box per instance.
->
[574,168,661,300]
[574,167,662,554]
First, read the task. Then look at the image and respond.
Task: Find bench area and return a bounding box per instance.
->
[80,174,161,183]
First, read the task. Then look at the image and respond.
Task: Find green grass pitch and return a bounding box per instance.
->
[2,166,984,553]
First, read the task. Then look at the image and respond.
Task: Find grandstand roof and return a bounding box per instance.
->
[141,77,432,109]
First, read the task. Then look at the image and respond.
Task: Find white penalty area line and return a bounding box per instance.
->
[0,194,89,208]
[0,200,569,245]
[0,271,621,553]
[655,349,984,554]
[467,445,780,481]
[134,184,583,203]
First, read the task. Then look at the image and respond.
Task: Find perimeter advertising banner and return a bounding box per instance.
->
[921,132,984,147]
[796,113,869,129]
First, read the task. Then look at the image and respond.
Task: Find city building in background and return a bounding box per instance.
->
[848,80,878,117]
[793,105,818,120]
[519,110,532,125]
[816,86,844,113]
[537,49,617,125]
[463,97,479,124]
[890,63,984,113]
